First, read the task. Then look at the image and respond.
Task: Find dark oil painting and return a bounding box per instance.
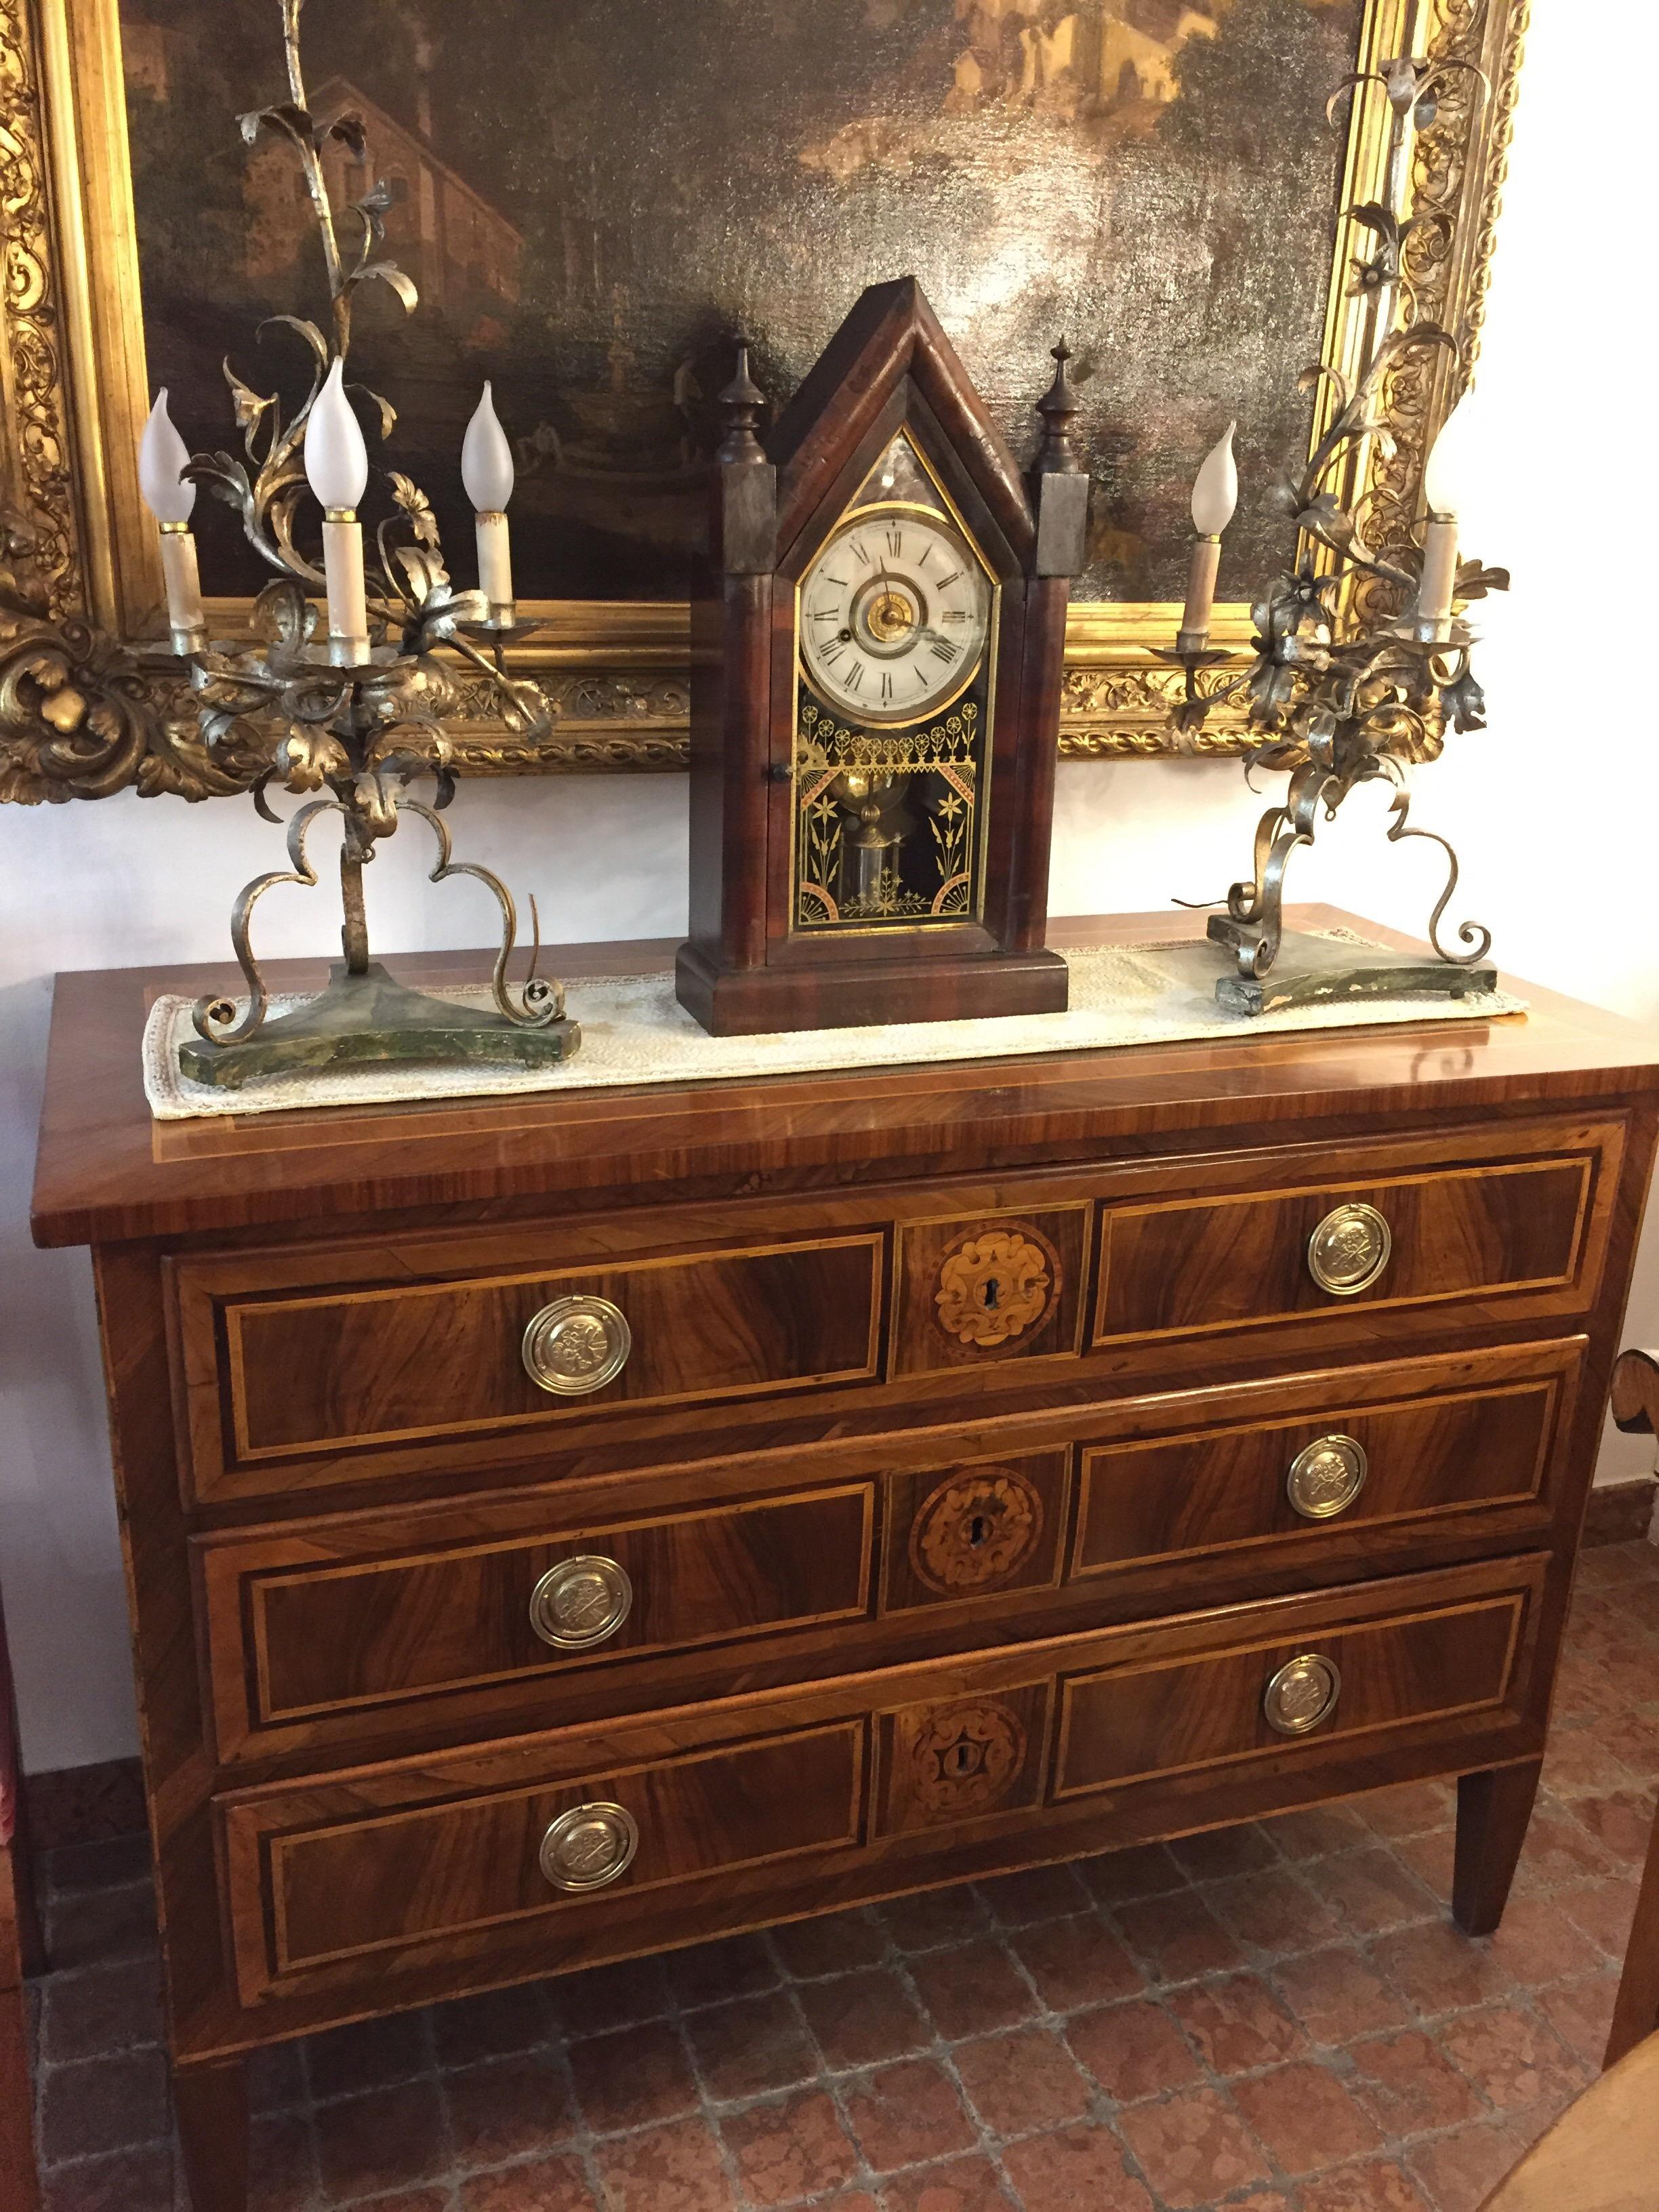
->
[121,0,1364,604]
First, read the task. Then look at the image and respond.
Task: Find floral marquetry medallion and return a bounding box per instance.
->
[909,1467,1046,1594]
[934,1225,1060,1349]
[878,1681,1050,1836]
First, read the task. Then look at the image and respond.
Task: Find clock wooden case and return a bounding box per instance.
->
[676,277,1088,1036]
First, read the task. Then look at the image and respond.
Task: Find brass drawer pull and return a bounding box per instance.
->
[1286,1435,1368,1521]
[539,1802,640,1892]
[1307,1203,1392,1297]
[522,1295,632,1395]
[529,1556,633,1650]
[1263,1653,1342,1736]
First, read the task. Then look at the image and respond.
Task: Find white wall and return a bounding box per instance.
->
[1,1,1652,1773]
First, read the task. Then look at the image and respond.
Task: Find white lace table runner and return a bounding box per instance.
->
[140,937,1524,1122]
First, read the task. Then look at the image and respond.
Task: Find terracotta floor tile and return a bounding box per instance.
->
[1406,2120,1532,2212]
[1536,1971,1621,2064]
[975,1860,1090,1927]
[547,1954,671,2039]
[1229,2062,1382,2176]
[38,2045,170,2164]
[1296,2160,1433,2212]
[1485,1892,1610,1987]
[1010,1912,1144,2011]
[666,1933,779,2011]
[771,1908,889,1980]
[41,1957,164,2064]
[1076,1843,1189,1904]
[1258,1804,1370,1862]
[1555,1875,1642,1958]
[1344,2028,1483,2135]
[822,2196,882,2212]
[1513,1808,1617,1891]
[1394,1828,1457,1899]
[592,2115,739,2212]
[1540,1727,1643,1799]
[999,2120,1158,2212]
[877,1886,991,1954]
[1115,2086,1273,2210]
[249,2039,308,2115]
[46,1832,153,1895]
[313,2078,452,2200]
[1164,1823,1281,1883]
[567,2018,699,2134]
[1435,2002,1587,2113]
[684,1989,816,2102]
[798,1968,933,2070]
[41,2146,176,2212]
[876,2156,1019,2212]
[1066,1995,1203,2102]
[1368,1921,1515,2020]
[307,2008,433,2099]
[952,2026,1092,2136]
[839,2055,975,2173]
[444,2051,577,2169]
[1271,1946,1410,2044]
[720,2087,860,2207]
[1354,1781,1456,1841]
[1565,1787,1656,1866]
[245,2110,319,2212]
[1202,1866,1342,1955]
[459,2154,601,2211]
[1166,1973,1307,2074]
[332,2193,450,2212]
[1111,1891,1246,1985]
[907,1940,1035,2040]
[1304,1847,1438,1938]
[44,1881,159,1972]
[431,1980,554,2066]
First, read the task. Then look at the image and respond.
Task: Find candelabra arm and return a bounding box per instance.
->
[398,799,565,1029]
[1385,788,1493,967]
[190,796,338,1046]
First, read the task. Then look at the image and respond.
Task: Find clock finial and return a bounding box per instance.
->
[1034,337,1082,475]
[717,341,766,464]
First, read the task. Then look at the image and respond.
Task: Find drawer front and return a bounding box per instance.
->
[184,1233,882,1471]
[220,1553,1546,2008]
[210,1488,874,1751]
[893,1208,1089,1376]
[1095,1155,1593,1345]
[1073,1369,1565,1576]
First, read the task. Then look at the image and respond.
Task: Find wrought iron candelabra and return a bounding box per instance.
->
[1166,46,1509,1015]
[142,0,575,1086]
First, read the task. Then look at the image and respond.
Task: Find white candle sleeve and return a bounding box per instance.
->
[475,510,514,618]
[1180,537,1222,644]
[322,515,370,665]
[1417,517,1460,626]
[157,527,205,651]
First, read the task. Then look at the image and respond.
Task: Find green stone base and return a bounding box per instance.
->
[178,962,581,1091]
[1206,919,1498,1018]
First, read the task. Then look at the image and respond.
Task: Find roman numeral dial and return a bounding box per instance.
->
[800,509,992,724]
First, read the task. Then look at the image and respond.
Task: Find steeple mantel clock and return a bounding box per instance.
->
[675,277,1088,1036]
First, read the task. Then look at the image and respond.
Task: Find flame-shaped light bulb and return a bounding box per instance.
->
[138,389,196,524]
[305,357,369,513]
[1422,396,1474,520]
[1190,420,1239,537]
[462,382,515,512]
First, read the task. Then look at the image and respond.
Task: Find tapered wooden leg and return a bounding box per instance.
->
[0,1980,41,2212]
[1453,1758,1542,1936]
[173,2055,249,2212]
[1605,1809,1659,2068]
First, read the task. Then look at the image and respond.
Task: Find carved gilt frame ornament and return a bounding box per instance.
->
[0,0,1524,805]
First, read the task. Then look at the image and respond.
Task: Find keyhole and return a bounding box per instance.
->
[981,1276,1000,1311]
[966,1515,990,1549]
[946,1742,975,1778]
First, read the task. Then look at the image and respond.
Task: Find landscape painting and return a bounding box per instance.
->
[121,0,1364,605]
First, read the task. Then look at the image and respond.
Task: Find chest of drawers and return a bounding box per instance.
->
[30,909,1659,2212]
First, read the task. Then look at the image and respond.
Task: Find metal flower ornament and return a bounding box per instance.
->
[134,0,576,1084]
[1165,30,1510,1014]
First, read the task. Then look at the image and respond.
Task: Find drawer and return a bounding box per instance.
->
[218,1552,1547,2009]
[198,1486,876,1760]
[173,1231,883,1493]
[1094,1153,1595,1345]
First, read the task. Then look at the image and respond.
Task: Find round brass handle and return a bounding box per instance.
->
[539,1801,639,1892]
[1263,1652,1343,1736]
[1307,1203,1392,1297]
[529,1556,633,1650]
[522,1295,632,1395]
[1286,1435,1369,1521]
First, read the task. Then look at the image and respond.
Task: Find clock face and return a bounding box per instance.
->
[800,508,993,726]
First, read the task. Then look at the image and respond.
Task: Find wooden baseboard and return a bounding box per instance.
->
[1585,1476,1659,1547]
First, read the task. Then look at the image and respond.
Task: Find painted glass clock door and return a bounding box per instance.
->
[792,432,998,933]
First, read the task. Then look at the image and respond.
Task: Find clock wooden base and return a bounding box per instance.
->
[674,939,1069,1036]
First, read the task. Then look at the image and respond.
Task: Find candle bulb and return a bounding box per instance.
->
[305,357,371,667]
[1179,419,1237,652]
[1415,398,1470,640]
[462,381,515,628]
[138,389,207,655]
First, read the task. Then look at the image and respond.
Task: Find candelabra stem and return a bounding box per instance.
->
[340,817,371,975]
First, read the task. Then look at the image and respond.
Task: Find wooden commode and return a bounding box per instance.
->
[29,907,1659,2211]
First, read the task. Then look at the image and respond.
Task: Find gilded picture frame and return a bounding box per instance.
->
[0,0,1523,802]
